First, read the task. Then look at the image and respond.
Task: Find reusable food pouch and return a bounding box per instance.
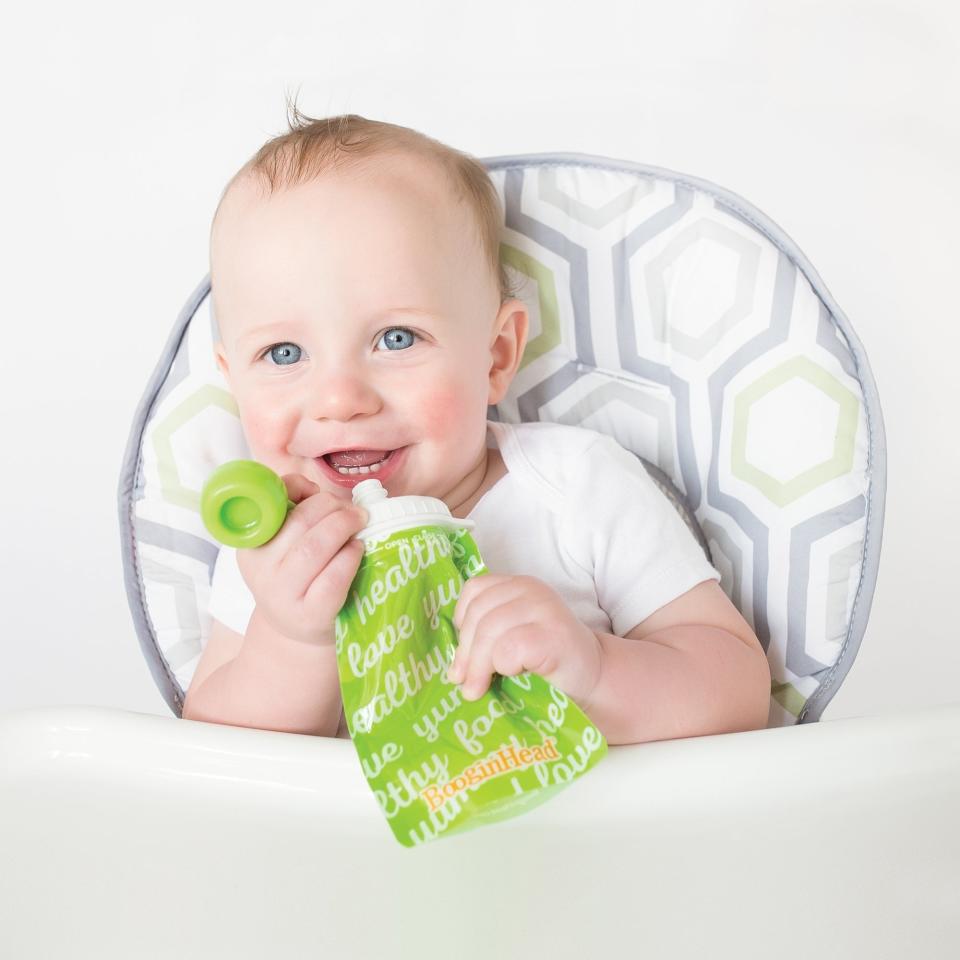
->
[336,478,607,848]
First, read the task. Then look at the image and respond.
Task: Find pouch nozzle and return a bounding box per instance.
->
[351,478,390,508]
[348,478,475,542]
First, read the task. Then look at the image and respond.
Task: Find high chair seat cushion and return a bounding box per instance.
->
[118,152,886,726]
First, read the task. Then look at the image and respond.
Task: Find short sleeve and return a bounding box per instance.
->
[560,434,720,637]
[208,545,255,636]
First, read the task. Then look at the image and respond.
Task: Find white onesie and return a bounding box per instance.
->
[209,418,720,643]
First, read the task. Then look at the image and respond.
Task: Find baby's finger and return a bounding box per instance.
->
[456,572,512,612]
[455,598,537,700]
[449,576,499,681]
[302,535,366,613]
[451,576,527,678]
[281,473,323,505]
[267,488,355,557]
[280,505,368,599]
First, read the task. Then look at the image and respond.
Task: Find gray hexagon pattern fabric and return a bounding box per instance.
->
[118,153,886,727]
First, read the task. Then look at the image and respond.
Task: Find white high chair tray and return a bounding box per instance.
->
[2,704,957,959]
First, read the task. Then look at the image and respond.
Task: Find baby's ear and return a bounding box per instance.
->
[487,299,529,405]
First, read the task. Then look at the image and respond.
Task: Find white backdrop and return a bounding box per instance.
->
[1,0,957,721]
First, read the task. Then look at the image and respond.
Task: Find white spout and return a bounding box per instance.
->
[352,478,389,507]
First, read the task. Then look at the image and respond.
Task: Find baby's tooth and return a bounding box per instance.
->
[333,455,388,475]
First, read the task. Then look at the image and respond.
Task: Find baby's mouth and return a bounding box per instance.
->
[322,449,394,476]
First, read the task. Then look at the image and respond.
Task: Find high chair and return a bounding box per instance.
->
[3,153,957,959]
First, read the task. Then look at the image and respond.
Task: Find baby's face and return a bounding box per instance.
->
[211,154,526,510]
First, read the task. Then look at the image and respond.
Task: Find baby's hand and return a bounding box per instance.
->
[447,574,602,704]
[235,474,368,646]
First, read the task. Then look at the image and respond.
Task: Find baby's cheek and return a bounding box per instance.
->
[238,402,297,459]
[419,382,480,434]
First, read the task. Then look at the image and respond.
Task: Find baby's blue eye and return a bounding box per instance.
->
[377,327,418,351]
[264,342,302,366]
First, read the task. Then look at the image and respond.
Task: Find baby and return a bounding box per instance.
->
[183,110,771,744]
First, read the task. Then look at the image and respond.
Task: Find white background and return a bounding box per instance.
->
[1,0,957,722]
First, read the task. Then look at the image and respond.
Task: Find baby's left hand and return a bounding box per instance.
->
[447,574,602,704]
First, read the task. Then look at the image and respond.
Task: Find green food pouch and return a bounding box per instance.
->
[335,478,608,848]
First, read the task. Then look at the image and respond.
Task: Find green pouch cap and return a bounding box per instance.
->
[336,479,608,847]
[200,460,295,548]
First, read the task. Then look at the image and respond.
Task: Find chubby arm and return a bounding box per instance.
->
[580,580,771,745]
[449,573,770,747]
[181,609,343,737]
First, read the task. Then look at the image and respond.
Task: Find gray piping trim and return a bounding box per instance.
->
[117,274,211,716]
[482,153,887,723]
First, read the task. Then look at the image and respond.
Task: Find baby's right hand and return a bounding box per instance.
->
[236,474,368,646]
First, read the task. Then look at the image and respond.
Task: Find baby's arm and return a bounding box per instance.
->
[182,475,367,737]
[580,579,771,744]
[182,610,343,736]
[450,572,769,746]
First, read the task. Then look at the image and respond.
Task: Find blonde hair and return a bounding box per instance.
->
[213,93,515,302]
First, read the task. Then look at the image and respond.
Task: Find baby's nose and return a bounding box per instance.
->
[306,371,382,421]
